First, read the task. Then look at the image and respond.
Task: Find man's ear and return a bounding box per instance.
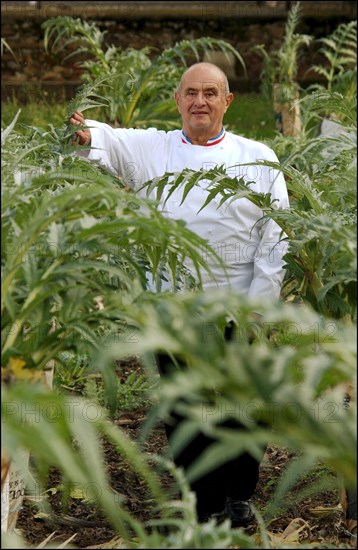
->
[174,90,180,110]
[225,92,234,110]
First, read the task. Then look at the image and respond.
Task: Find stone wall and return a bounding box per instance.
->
[1,11,356,101]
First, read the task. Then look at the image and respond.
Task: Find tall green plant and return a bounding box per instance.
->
[308,20,357,98]
[252,2,313,104]
[1,114,220,391]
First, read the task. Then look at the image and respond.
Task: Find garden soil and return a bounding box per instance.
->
[16,358,355,549]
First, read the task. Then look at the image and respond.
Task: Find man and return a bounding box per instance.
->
[70,62,289,526]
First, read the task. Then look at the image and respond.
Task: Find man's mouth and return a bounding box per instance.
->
[191,111,208,115]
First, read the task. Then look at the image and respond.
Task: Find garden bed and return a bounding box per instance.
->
[16,358,355,549]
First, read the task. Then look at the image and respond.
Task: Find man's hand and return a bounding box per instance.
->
[70,110,91,146]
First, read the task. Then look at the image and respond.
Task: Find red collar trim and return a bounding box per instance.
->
[181,128,226,146]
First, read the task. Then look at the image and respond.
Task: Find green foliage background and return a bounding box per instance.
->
[1,10,356,549]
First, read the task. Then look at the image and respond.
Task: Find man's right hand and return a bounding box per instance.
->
[70,110,91,146]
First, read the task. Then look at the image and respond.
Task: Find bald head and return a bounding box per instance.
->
[177,62,230,94]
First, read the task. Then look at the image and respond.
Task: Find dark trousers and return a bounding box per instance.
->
[156,323,265,516]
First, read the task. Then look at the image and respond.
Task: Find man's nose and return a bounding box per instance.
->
[194,92,205,105]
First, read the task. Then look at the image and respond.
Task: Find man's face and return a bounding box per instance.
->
[174,65,234,140]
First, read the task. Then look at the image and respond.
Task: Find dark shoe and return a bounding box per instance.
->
[225,497,255,527]
[197,510,223,524]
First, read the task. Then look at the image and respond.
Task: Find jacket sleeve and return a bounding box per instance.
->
[78,119,126,178]
[77,121,163,191]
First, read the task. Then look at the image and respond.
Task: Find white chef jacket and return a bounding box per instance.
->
[82,122,289,298]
